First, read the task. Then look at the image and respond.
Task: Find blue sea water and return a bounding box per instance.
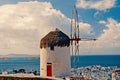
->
[0,55,120,74]
[0,57,40,74]
[71,55,120,68]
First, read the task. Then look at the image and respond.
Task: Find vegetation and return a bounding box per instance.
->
[1,69,39,75]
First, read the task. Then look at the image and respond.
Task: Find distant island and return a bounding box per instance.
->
[0,54,39,60]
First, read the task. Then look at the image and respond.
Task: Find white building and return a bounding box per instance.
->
[112,72,116,80]
[40,28,71,78]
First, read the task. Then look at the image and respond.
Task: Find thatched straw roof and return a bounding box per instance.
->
[40,28,70,49]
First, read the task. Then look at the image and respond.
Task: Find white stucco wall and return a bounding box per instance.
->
[112,73,116,80]
[40,46,71,77]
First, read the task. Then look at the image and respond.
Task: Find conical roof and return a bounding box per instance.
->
[40,28,70,48]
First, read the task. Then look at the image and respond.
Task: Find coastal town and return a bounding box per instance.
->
[71,65,120,80]
[0,65,120,80]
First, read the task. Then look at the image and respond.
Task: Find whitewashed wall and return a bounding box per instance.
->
[40,46,71,77]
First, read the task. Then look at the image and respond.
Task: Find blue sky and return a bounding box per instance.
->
[0,0,120,55]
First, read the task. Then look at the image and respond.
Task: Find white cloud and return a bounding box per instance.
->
[96,18,120,54]
[79,22,94,38]
[76,0,116,11]
[80,18,120,54]
[99,20,106,24]
[0,1,119,55]
[98,18,120,47]
[0,1,94,55]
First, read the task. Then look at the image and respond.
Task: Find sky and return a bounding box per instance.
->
[0,0,120,55]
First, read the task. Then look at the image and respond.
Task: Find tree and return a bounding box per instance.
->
[18,69,26,73]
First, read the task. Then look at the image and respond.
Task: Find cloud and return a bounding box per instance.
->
[80,18,120,54]
[0,1,119,55]
[0,1,94,55]
[79,22,94,38]
[99,20,106,24]
[94,11,100,17]
[96,18,120,54]
[98,18,120,47]
[76,0,116,11]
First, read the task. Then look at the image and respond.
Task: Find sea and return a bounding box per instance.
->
[0,55,120,75]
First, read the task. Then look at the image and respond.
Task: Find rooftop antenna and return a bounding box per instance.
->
[70,5,96,75]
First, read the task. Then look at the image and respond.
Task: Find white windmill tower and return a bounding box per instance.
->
[40,28,71,78]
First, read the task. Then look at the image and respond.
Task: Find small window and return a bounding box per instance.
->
[47,62,52,64]
[50,46,54,51]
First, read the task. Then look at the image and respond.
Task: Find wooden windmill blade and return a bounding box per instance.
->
[70,5,97,76]
[70,5,80,75]
[80,38,97,41]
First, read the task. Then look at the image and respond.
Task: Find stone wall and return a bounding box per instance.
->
[0,76,56,80]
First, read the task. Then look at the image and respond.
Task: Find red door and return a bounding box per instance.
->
[47,63,52,76]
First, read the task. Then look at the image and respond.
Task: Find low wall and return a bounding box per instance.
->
[0,76,54,80]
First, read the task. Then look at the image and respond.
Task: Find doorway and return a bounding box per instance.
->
[47,63,52,76]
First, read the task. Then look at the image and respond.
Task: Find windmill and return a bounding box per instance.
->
[70,5,96,75]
